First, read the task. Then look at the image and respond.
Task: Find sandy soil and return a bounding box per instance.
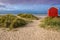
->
[0,17,60,40]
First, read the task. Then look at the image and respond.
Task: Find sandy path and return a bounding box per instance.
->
[0,19,60,40]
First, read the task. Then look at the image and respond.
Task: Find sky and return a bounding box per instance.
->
[0,0,60,14]
[0,0,60,4]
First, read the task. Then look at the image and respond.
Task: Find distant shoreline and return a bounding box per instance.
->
[0,13,47,15]
[0,14,47,18]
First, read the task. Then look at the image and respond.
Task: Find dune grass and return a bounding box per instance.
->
[18,13,39,20]
[0,13,38,30]
[40,17,60,30]
[0,14,27,30]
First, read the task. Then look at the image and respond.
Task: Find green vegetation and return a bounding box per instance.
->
[0,13,39,30]
[18,14,39,20]
[40,17,60,30]
[0,14,27,30]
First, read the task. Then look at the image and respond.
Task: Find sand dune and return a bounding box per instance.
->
[0,17,60,40]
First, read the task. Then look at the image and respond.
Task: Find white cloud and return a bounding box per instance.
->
[0,3,19,11]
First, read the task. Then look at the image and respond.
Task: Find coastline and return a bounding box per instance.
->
[0,13,60,40]
[0,13,47,16]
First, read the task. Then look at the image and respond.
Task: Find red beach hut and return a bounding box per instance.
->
[48,7,58,17]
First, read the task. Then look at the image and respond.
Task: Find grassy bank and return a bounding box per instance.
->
[18,14,39,20]
[40,17,60,30]
[0,14,39,30]
[0,14,27,30]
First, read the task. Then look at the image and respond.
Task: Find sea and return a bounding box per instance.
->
[0,10,47,16]
[0,10,60,16]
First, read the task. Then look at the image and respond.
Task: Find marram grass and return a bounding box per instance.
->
[40,17,60,30]
[18,13,39,20]
[0,14,27,30]
[0,14,38,30]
